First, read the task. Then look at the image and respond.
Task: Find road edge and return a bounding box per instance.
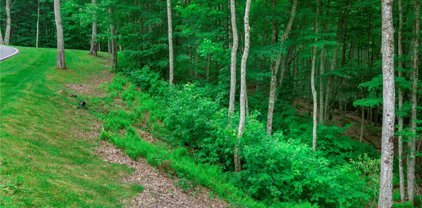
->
[0,46,19,61]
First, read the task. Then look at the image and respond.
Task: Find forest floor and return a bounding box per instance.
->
[0,47,225,207]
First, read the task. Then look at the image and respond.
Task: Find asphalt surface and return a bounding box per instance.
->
[0,45,18,61]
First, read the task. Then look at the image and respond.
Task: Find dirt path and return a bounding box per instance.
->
[66,69,227,208]
[96,141,226,208]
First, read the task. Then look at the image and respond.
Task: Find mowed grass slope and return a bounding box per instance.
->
[0,47,140,207]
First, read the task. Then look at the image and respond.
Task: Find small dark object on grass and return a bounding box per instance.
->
[70,94,78,98]
[78,101,87,109]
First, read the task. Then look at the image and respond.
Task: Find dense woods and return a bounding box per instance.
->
[1,0,421,207]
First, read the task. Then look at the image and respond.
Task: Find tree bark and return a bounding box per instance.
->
[109,7,117,71]
[266,0,297,135]
[378,0,395,207]
[235,0,251,172]
[206,54,211,80]
[4,0,11,45]
[407,0,420,203]
[54,0,66,69]
[360,107,364,142]
[167,0,174,84]
[311,0,320,151]
[0,28,4,45]
[319,48,324,123]
[228,0,239,116]
[397,0,405,202]
[36,0,40,48]
[89,0,97,56]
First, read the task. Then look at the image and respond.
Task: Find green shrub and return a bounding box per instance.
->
[163,83,219,147]
[239,130,374,207]
[126,66,164,94]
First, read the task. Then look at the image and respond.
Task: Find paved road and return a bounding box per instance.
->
[0,45,18,61]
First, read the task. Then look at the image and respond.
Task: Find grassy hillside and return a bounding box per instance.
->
[0,47,140,207]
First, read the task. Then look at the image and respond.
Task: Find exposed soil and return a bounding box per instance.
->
[96,141,227,208]
[64,70,112,97]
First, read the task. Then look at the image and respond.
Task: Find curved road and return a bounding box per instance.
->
[0,45,19,61]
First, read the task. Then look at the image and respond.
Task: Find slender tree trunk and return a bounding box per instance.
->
[235,0,251,172]
[109,8,117,71]
[36,0,40,48]
[378,0,395,207]
[0,28,3,44]
[360,107,364,142]
[228,0,239,116]
[266,0,297,135]
[108,40,111,53]
[54,0,66,69]
[407,0,420,203]
[311,0,320,151]
[206,54,211,80]
[167,0,174,84]
[89,0,97,56]
[4,0,11,45]
[397,0,406,202]
[319,48,324,123]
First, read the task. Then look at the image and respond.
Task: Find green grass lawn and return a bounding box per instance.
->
[0,47,140,207]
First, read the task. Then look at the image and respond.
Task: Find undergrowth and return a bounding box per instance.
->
[92,75,316,208]
[91,70,383,207]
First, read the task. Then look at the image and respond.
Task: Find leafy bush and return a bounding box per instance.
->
[124,66,164,94]
[163,83,219,147]
[232,115,375,207]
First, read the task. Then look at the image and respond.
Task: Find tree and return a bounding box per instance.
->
[407,0,420,203]
[311,0,320,151]
[89,0,97,56]
[0,28,3,44]
[54,0,66,69]
[228,0,238,116]
[378,0,395,206]
[235,0,251,172]
[397,0,405,202]
[4,0,11,45]
[36,0,40,48]
[167,0,174,84]
[266,0,297,135]
[109,7,117,71]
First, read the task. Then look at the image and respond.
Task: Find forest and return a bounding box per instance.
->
[0,0,421,207]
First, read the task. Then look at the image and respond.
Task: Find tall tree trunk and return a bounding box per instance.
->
[407,0,420,203]
[167,0,174,84]
[206,54,211,80]
[0,28,4,44]
[4,0,11,45]
[311,0,320,151]
[378,0,395,207]
[54,0,66,69]
[89,0,97,56]
[266,0,297,135]
[360,107,364,142]
[228,0,239,116]
[36,0,40,48]
[319,48,324,123]
[235,0,251,172]
[397,0,406,202]
[109,7,117,71]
